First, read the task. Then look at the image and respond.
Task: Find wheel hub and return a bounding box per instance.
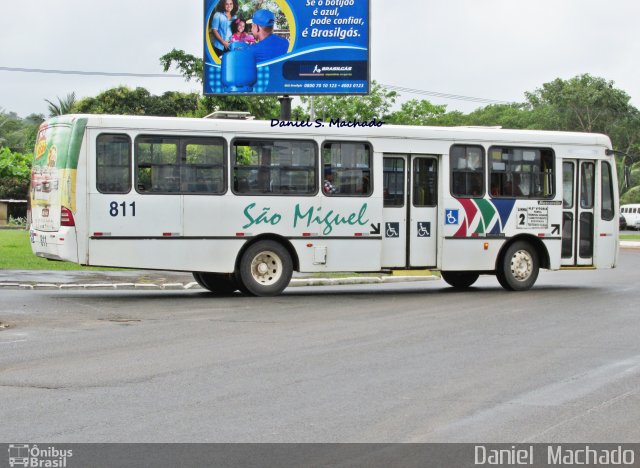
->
[250,251,282,285]
[511,250,533,281]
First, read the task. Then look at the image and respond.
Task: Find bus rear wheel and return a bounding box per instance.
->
[496,241,539,291]
[193,272,239,294]
[236,240,293,297]
[441,271,479,289]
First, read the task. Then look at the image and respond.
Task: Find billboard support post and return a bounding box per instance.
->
[278,95,292,121]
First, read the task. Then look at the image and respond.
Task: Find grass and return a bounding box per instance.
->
[620,234,640,240]
[0,229,119,270]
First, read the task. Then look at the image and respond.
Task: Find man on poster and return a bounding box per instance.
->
[248,9,289,62]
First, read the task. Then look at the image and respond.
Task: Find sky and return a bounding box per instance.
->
[1,0,639,118]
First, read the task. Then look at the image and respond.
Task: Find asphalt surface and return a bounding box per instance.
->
[1,251,639,442]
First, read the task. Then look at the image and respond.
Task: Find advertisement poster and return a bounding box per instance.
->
[30,118,86,230]
[203,0,369,95]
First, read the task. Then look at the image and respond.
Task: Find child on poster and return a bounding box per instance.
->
[230,18,256,44]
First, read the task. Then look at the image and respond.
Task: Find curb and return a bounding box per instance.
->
[620,241,640,249]
[0,275,439,291]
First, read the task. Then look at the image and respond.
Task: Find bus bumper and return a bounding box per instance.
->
[30,226,79,263]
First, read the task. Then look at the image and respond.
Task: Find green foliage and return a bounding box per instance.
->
[463,103,536,129]
[236,0,287,28]
[301,81,397,121]
[0,108,42,154]
[0,147,31,178]
[8,215,27,227]
[73,86,201,117]
[45,92,77,117]
[525,74,633,133]
[621,186,640,204]
[0,147,32,199]
[387,99,447,126]
[160,49,204,83]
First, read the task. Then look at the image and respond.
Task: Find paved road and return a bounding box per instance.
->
[1,251,640,442]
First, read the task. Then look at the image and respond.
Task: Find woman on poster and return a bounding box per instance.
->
[211,0,239,57]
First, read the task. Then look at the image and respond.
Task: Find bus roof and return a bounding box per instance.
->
[62,114,613,149]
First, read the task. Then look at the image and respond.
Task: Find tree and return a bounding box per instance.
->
[387,99,447,126]
[73,86,202,117]
[0,109,42,154]
[160,49,203,83]
[45,92,77,117]
[525,74,638,142]
[300,81,396,122]
[525,74,640,196]
[463,103,535,129]
[0,147,31,199]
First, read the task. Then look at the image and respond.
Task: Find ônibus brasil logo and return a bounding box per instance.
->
[8,444,73,467]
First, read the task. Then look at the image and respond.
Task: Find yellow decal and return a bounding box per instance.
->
[35,139,47,160]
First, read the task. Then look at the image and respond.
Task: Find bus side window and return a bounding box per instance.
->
[488,146,554,199]
[450,145,484,198]
[96,134,132,194]
[232,139,317,196]
[322,141,372,197]
[135,136,225,195]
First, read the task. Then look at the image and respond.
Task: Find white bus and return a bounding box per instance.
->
[29,115,619,296]
[620,204,640,229]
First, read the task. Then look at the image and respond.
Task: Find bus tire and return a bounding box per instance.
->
[441,271,479,289]
[496,241,539,291]
[236,240,293,296]
[193,272,239,294]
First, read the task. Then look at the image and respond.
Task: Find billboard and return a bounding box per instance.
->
[203,0,369,95]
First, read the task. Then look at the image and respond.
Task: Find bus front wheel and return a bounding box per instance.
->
[193,272,239,294]
[496,241,539,291]
[441,271,479,289]
[236,240,293,296]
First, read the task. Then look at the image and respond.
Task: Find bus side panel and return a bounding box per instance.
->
[441,239,506,271]
[88,239,243,272]
[544,239,561,270]
[292,239,382,272]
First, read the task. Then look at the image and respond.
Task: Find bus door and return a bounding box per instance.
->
[561,159,595,266]
[382,155,438,268]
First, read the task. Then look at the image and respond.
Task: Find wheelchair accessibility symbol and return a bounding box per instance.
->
[417,222,431,237]
[385,222,400,238]
[445,209,459,225]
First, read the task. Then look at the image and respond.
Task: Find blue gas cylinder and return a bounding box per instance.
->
[221,42,257,92]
